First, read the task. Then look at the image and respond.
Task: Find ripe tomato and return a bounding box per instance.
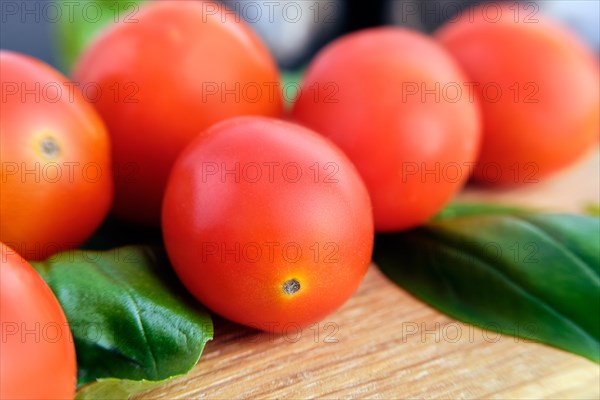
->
[0,51,112,260]
[436,3,600,185]
[0,242,77,399]
[74,1,282,225]
[290,28,481,232]
[162,117,373,332]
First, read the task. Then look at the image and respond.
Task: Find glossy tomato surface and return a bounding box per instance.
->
[162,117,373,332]
[0,242,77,399]
[436,3,600,185]
[290,27,481,232]
[0,51,112,260]
[74,0,283,225]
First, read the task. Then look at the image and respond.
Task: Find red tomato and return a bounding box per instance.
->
[162,117,373,332]
[436,3,599,185]
[290,27,481,232]
[74,0,282,225]
[0,51,113,260]
[0,242,77,399]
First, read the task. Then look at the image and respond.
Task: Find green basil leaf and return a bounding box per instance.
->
[374,213,600,363]
[584,203,600,217]
[32,246,213,385]
[54,0,146,73]
[75,378,162,400]
[281,68,305,109]
[434,202,529,220]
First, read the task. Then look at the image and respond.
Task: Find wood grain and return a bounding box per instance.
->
[136,150,600,399]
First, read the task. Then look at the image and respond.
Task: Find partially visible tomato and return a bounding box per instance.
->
[436,3,599,185]
[162,117,373,332]
[0,51,112,260]
[74,0,283,225]
[0,242,77,399]
[290,28,481,232]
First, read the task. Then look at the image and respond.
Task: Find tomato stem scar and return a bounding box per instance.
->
[282,279,300,295]
[40,137,60,158]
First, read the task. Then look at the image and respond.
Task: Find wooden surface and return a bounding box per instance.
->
[137,150,600,399]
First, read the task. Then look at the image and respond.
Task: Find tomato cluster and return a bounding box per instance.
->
[1,1,597,398]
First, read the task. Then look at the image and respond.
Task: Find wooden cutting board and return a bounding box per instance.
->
[136,150,600,399]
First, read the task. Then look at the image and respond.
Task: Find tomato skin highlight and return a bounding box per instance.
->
[436,3,600,185]
[0,51,113,260]
[290,27,481,232]
[162,117,374,332]
[0,242,77,400]
[74,0,283,225]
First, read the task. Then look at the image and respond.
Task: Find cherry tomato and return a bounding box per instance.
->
[290,27,481,232]
[0,242,77,399]
[436,3,600,185]
[162,117,373,332]
[0,51,113,260]
[74,1,283,225]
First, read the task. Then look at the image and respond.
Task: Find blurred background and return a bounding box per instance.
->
[2,0,599,75]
